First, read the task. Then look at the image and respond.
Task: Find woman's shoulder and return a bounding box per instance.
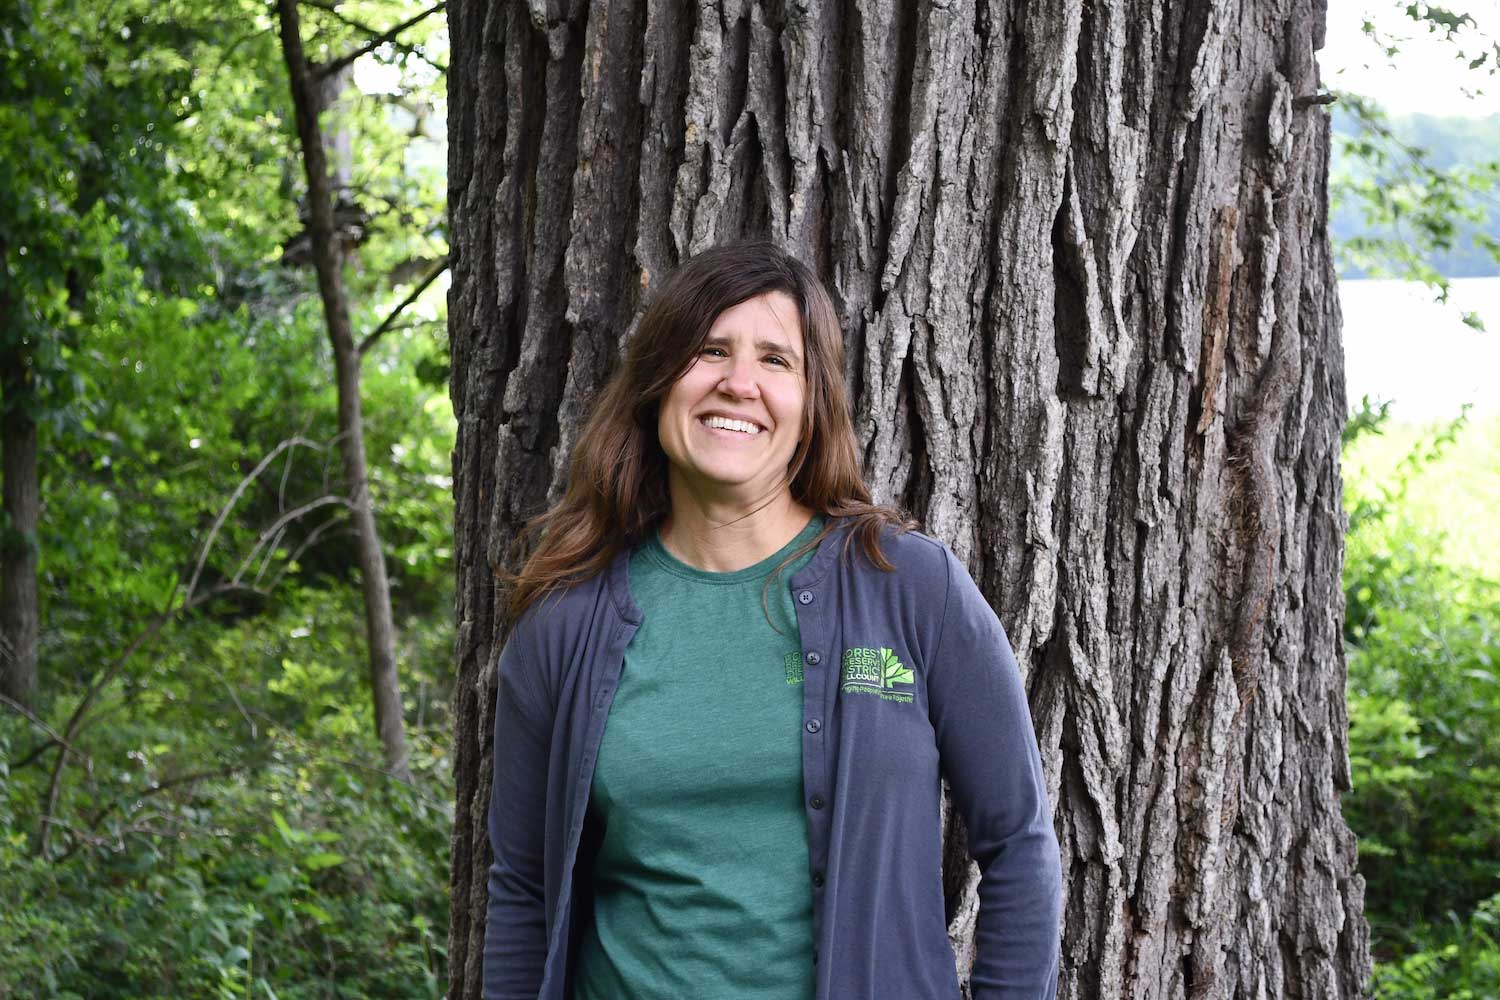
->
[508,553,625,643]
[831,516,956,587]
[840,521,1003,642]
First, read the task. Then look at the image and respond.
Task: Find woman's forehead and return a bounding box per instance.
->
[708,291,803,346]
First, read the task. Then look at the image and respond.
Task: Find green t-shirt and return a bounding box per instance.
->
[571,516,824,1000]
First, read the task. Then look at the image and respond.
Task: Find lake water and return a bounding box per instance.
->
[1340,276,1500,422]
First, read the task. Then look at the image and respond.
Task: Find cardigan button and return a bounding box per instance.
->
[812,872,825,888]
[797,589,814,605]
[805,718,821,734]
[805,651,821,666]
[809,794,825,810]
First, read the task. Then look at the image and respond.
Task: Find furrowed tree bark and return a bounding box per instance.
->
[446,1,1371,997]
[276,0,410,781]
[0,246,40,709]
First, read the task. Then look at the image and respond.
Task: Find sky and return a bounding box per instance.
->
[1322,0,1500,116]
[1341,277,1500,419]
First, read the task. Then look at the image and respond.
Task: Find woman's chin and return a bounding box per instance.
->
[678,466,783,500]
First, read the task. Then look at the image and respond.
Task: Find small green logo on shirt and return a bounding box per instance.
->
[783,651,804,686]
[841,647,914,703]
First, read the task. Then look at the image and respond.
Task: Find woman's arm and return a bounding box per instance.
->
[483,616,553,1000]
[926,543,1063,1000]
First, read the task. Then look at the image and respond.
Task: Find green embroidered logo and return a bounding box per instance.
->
[783,650,804,686]
[841,647,915,703]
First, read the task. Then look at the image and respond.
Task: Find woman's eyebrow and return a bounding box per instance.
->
[703,334,802,364]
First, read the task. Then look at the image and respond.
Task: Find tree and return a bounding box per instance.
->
[0,241,40,709]
[276,0,449,781]
[444,2,1371,997]
[0,0,201,707]
[0,0,91,709]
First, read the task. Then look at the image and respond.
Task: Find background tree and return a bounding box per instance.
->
[0,247,41,709]
[0,0,181,707]
[445,1,1371,998]
[276,0,448,779]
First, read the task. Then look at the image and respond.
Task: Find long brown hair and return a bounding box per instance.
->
[501,238,916,624]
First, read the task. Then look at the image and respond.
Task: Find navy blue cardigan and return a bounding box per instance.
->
[483,518,1062,999]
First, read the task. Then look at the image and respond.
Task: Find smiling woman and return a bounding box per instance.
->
[495,239,900,603]
[482,240,1063,1000]
[655,289,813,559]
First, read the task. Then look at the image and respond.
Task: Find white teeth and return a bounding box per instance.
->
[703,415,761,435]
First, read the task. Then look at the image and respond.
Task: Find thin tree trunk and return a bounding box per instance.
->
[0,247,40,708]
[446,1,1370,996]
[277,0,410,781]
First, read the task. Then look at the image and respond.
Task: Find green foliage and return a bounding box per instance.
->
[1,744,450,997]
[1330,99,1500,303]
[1,0,455,994]
[0,0,254,429]
[2,575,455,996]
[1342,401,1500,996]
[1371,892,1500,1000]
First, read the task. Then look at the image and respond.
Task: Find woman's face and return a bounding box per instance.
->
[657,290,808,504]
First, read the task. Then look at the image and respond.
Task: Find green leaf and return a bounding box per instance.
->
[294,900,333,923]
[880,648,914,687]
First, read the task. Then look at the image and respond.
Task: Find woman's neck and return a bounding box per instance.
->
[658,483,816,573]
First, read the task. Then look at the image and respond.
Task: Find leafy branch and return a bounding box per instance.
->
[309,1,447,82]
[1332,4,1500,329]
[33,434,356,858]
[299,0,449,76]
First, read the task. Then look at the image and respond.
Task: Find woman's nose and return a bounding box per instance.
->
[717,355,760,398]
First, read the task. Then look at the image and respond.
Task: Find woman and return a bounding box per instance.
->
[483,240,1062,1000]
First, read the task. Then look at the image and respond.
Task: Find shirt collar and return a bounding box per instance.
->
[604,514,856,622]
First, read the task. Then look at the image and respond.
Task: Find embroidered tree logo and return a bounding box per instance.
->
[880,648,913,688]
[841,647,915,703]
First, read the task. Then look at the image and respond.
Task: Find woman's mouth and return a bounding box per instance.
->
[699,415,763,436]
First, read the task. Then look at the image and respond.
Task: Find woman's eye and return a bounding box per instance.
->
[766,355,788,367]
[702,347,727,358]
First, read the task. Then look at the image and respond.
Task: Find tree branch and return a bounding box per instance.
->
[300,0,449,76]
[260,514,352,592]
[232,494,352,587]
[35,433,355,858]
[357,255,449,357]
[37,596,205,857]
[45,763,256,865]
[1,692,90,771]
[184,435,334,602]
[312,1,447,82]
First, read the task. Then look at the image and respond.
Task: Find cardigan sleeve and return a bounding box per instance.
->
[482,613,552,1000]
[926,543,1062,1000]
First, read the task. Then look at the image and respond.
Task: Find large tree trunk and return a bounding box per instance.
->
[0,254,40,708]
[277,0,411,781]
[445,0,1370,996]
